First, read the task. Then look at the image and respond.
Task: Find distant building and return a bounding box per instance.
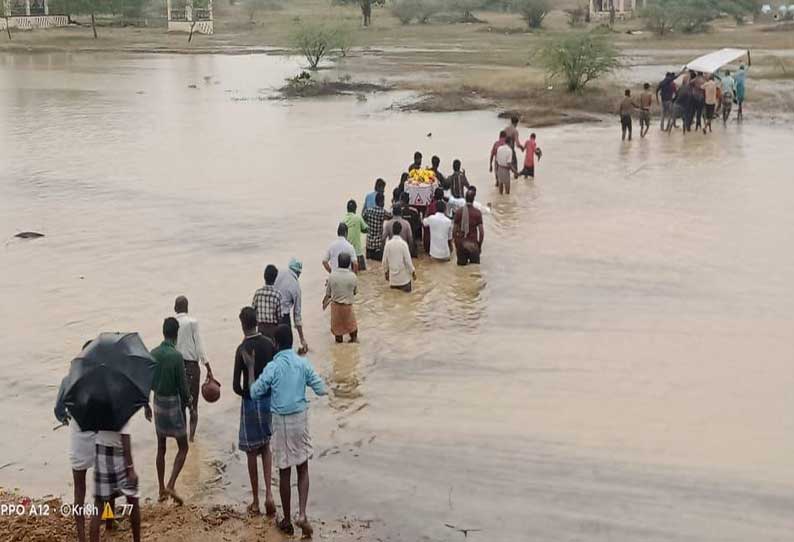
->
[589,0,646,19]
[167,0,214,35]
[0,0,69,31]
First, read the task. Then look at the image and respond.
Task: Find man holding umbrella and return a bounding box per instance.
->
[150,317,192,505]
[62,333,157,542]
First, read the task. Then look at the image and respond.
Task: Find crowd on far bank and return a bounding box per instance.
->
[618,64,750,140]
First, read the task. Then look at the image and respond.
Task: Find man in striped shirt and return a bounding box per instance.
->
[363,192,390,261]
[252,265,283,339]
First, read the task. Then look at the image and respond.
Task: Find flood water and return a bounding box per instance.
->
[1,52,794,541]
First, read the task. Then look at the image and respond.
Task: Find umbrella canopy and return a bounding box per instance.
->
[63,332,156,432]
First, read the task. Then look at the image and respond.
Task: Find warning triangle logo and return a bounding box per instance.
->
[101,503,115,520]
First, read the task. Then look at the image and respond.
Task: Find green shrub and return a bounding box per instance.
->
[290,20,352,69]
[537,33,620,92]
[512,0,549,29]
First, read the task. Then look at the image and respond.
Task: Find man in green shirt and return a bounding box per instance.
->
[343,199,369,271]
[150,317,192,505]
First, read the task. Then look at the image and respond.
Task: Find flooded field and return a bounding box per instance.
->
[1,52,794,541]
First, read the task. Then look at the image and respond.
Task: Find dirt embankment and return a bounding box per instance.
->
[1,490,373,542]
[277,74,390,99]
[398,82,616,127]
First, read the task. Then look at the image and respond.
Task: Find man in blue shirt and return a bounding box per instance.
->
[362,178,386,213]
[248,325,327,538]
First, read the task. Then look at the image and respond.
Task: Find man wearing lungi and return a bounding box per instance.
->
[150,317,192,505]
[90,419,142,542]
[233,306,277,517]
[325,252,359,343]
[249,325,328,538]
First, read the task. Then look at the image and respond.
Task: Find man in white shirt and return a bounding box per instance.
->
[495,136,517,195]
[174,296,210,442]
[323,223,359,274]
[382,221,416,293]
[422,200,453,261]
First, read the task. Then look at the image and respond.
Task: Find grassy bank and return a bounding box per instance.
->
[2,0,792,124]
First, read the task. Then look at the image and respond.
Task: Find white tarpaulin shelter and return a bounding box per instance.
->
[683,48,749,74]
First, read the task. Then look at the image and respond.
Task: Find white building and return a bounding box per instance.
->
[167,0,214,35]
[0,0,68,30]
[590,0,647,19]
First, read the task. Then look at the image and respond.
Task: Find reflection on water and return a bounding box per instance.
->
[2,52,794,542]
[329,344,363,402]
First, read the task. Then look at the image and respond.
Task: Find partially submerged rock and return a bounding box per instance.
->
[14,231,44,239]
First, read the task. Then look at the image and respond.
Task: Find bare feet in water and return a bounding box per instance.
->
[278,517,295,535]
[296,516,314,538]
[264,499,277,518]
[247,502,260,516]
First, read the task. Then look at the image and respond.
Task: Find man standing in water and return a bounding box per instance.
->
[174,295,209,442]
[232,306,277,518]
[639,83,653,138]
[495,137,516,195]
[408,151,423,171]
[363,192,390,262]
[453,188,484,266]
[735,63,749,121]
[702,75,718,134]
[342,199,368,272]
[249,325,328,538]
[656,72,678,131]
[362,178,386,213]
[489,130,507,187]
[720,69,735,124]
[252,265,284,338]
[518,133,541,179]
[618,89,637,141]
[671,76,692,134]
[382,205,415,256]
[323,223,358,274]
[504,116,520,175]
[382,221,416,292]
[399,192,423,253]
[430,155,446,188]
[325,252,359,343]
[150,317,192,505]
[274,258,309,354]
[422,200,453,262]
[447,159,470,199]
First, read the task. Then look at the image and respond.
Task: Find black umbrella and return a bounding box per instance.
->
[63,332,156,432]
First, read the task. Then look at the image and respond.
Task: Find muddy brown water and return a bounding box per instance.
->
[1,52,794,541]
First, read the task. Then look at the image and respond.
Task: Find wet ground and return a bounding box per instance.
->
[2,52,794,541]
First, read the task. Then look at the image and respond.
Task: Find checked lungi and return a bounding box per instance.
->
[153,394,186,438]
[239,396,272,452]
[94,444,139,501]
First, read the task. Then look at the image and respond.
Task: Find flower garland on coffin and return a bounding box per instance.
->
[405,168,438,207]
